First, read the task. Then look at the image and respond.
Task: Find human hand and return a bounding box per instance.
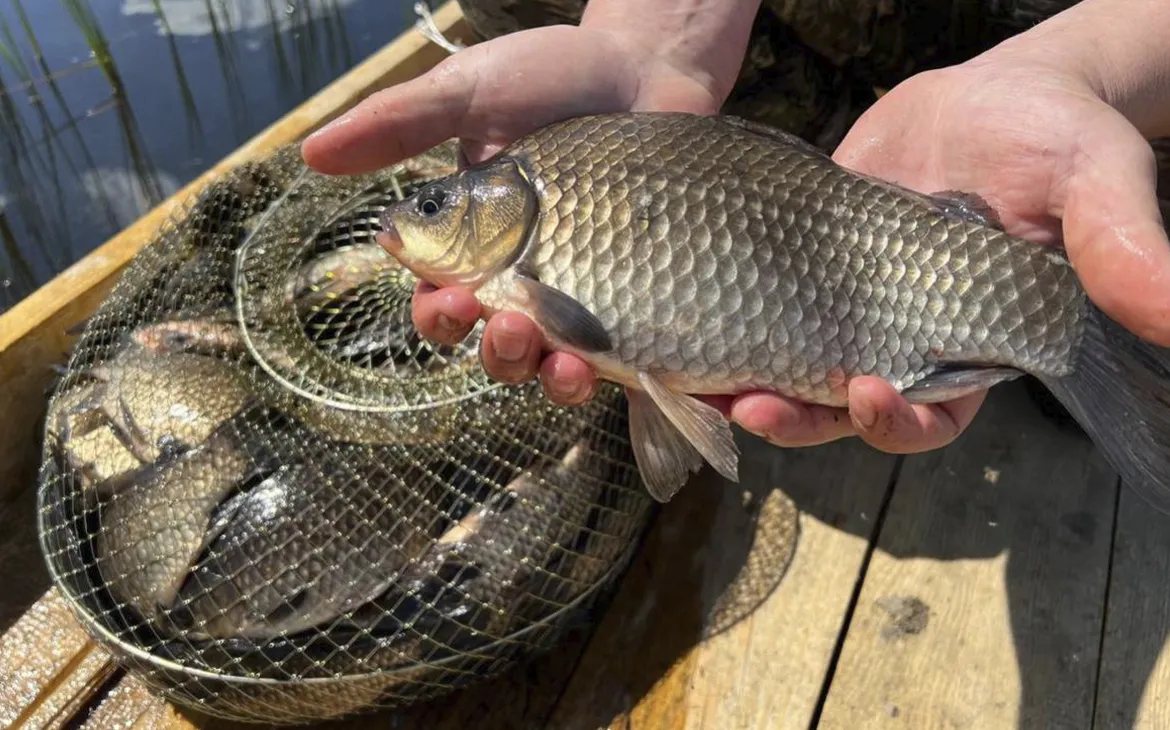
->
[302,5,757,404]
[719,48,1170,454]
[304,9,1170,458]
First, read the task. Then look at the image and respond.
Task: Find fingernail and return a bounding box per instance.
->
[436,313,462,338]
[546,377,588,404]
[491,323,530,363]
[747,426,772,441]
[852,398,877,429]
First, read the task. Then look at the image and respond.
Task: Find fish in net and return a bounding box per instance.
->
[36,140,657,724]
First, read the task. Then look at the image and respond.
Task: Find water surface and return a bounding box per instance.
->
[0,0,429,313]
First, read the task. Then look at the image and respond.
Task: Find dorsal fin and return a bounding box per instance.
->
[717,115,832,158]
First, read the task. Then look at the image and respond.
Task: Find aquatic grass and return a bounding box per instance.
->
[149,0,205,152]
[10,0,120,233]
[61,0,167,217]
[0,56,95,99]
[0,14,76,260]
[288,2,317,96]
[201,0,250,142]
[297,0,360,98]
[263,0,297,101]
[0,61,71,273]
[0,206,35,297]
[319,0,341,70]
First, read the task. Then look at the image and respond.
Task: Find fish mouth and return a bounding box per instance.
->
[375,214,403,257]
[375,218,440,287]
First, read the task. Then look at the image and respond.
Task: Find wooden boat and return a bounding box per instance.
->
[1,3,1168,727]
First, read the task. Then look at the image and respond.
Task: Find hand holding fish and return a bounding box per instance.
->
[728,2,1170,455]
[303,0,1170,464]
[301,0,761,402]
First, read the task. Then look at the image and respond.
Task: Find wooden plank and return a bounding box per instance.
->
[0,1,468,505]
[0,486,53,634]
[77,679,196,730]
[0,588,115,730]
[817,381,1117,729]
[1092,489,1170,729]
[545,432,898,730]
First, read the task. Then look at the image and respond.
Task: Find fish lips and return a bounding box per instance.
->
[374,211,404,257]
[375,214,443,289]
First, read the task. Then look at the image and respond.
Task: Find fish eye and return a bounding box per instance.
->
[416,186,447,217]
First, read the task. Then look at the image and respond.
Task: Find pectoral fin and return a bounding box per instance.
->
[517,275,613,353]
[627,372,740,502]
[901,365,1024,404]
[114,394,158,464]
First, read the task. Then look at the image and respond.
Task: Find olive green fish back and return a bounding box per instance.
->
[36,142,655,724]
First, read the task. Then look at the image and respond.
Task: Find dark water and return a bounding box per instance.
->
[0,0,430,314]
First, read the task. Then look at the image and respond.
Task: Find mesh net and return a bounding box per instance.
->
[36,142,656,724]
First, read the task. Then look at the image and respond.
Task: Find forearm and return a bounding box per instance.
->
[580,0,763,104]
[984,0,1170,138]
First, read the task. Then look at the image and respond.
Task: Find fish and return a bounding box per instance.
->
[400,137,462,179]
[282,242,406,313]
[130,314,243,357]
[131,241,431,370]
[402,442,599,624]
[50,346,253,495]
[96,421,260,622]
[376,111,1170,511]
[171,448,451,641]
[364,435,619,658]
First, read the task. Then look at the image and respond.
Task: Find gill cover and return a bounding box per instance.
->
[378,158,537,289]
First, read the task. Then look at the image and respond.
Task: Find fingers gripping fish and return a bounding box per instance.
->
[377,111,1170,510]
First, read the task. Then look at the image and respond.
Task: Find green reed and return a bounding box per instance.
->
[62,0,168,213]
[149,0,204,152]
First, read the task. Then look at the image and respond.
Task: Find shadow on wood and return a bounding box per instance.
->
[816,380,1126,729]
[547,433,897,730]
[0,486,53,635]
[1093,487,1170,729]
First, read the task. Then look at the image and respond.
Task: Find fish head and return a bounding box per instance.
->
[376,158,536,289]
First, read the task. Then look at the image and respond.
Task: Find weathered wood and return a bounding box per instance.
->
[817,382,1117,729]
[1093,489,1170,729]
[0,589,115,730]
[0,486,52,635]
[546,432,897,730]
[79,678,196,730]
[0,1,468,506]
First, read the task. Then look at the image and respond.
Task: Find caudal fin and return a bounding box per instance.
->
[1040,305,1170,512]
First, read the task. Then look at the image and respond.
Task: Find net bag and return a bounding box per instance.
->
[36,141,656,724]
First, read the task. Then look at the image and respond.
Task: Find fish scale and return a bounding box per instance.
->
[380,111,1170,509]
[504,114,1084,403]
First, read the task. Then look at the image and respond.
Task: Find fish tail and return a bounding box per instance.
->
[1039,304,1170,512]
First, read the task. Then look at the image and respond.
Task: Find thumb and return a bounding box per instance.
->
[301,26,641,176]
[1060,108,1170,346]
[300,54,474,176]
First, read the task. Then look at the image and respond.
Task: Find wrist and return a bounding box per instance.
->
[975,0,1170,138]
[579,0,762,106]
